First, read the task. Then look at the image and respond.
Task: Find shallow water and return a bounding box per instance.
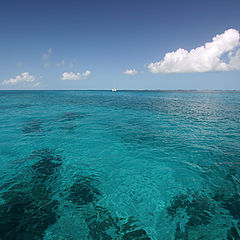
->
[0,90,240,240]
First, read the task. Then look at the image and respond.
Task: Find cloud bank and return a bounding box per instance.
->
[61,70,91,80]
[148,28,240,73]
[124,69,137,75]
[3,72,36,85]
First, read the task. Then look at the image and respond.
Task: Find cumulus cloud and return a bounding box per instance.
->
[61,70,91,80]
[42,48,52,61]
[3,72,36,85]
[124,69,138,75]
[148,28,240,73]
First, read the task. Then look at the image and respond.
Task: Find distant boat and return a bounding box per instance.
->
[112,88,117,92]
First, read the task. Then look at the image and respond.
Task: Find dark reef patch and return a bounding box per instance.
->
[167,192,214,227]
[67,176,151,239]
[174,223,188,240]
[68,177,102,205]
[121,216,150,240]
[213,188,240,220]
[0,148,151,240]
[0,193,58,240]
[0,149,62,240]
[15,103,33,109]
[85,206,119,240]
[0,103,33,110]
[22,120,43,134]
[186,196,213,227]
[60,112,86,122]
[30,149,62,183]
[167,193,191,219]
[122,228,150,240]
[222,194,240,220]
[226,222,240,240]
[168,190,240,239]
[84,207,151,240]
[121,131,158,146]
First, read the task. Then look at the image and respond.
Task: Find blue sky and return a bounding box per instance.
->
[0,0,239,90]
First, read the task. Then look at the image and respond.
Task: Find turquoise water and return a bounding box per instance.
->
[0,90,240,240]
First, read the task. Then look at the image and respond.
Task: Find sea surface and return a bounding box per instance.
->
[0,90,240,240]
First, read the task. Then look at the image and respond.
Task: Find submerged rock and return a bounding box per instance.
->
[60,112,86,122]
[222,194,240,220]
[0,149,62,240]
[85,206,118,240]
[31,149,62,183]
[122,229,150,240]
[68,177,102,205]
[22,120,43,134]
[167,192,214,228]
[226,222,240,240]
[167,193,191,219]
[174,223,188,240]
[121,217,150,240]
[186,196,213,227]
[0,193,58,240]
[67,176,151,239]
[84,207,151,240]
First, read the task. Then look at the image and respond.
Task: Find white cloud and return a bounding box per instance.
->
[42,48,52,61]
[61,70,91,80]
[82,70,91,77]
[148,28,240,73]
[3,72,36,85]
[124,69,137,75]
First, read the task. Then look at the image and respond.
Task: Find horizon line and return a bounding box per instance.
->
[0,89,240,92]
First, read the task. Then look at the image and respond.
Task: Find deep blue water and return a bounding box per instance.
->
[0,90,240,240]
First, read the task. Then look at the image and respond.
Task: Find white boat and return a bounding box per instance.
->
[112,88,117,92]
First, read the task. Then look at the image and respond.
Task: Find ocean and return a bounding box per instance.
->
[0,90,239,239]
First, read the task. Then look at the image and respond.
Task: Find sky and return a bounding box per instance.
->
[0,0,239,90]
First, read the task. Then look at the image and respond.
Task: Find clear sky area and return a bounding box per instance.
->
[0,0,239,90]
